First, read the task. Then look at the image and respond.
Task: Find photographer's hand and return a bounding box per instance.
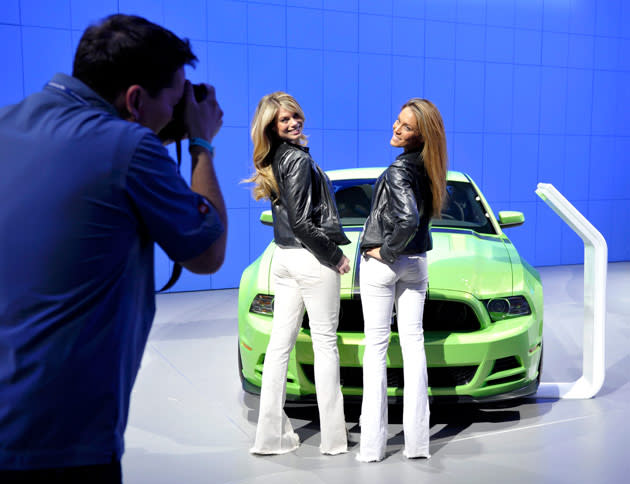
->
[183,81,223,143]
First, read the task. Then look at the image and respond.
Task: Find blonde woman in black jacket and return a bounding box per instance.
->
[357,99,447,462]
[247,92,351,455]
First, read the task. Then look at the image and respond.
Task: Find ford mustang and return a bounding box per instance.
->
[238,168,543,403]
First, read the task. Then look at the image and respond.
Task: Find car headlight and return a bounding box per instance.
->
[250,294,274,315]
[484,296,531,321]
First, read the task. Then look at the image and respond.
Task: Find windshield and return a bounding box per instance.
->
[332,178,496,235]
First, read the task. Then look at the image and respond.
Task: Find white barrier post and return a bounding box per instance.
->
[534,183,607,399]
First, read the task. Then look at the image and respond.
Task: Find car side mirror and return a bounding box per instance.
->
[498,210,525,229]
[260,210,273,226]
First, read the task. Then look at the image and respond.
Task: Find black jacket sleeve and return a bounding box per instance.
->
[280,152,344,267]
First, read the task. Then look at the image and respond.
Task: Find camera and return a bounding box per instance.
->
[158,83,208,143]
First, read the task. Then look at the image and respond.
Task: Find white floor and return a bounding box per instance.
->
[122,262,630,484]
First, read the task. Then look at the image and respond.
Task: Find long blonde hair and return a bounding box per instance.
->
[246,92,308,201]
[401,98,448,217]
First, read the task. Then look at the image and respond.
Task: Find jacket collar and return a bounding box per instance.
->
[276,140,310,155]
[47,73,120,118]
[395,144,424,165]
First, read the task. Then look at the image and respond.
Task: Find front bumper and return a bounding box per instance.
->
[238,309,542,402]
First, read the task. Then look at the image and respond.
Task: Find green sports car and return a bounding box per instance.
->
[238,168,543,403]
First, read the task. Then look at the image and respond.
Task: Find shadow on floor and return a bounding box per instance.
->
[242,390,544,456]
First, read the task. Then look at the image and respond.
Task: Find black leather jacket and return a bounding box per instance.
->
[270,141,350,267]
[359,149,433,263]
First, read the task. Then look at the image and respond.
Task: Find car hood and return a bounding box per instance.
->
[262,227,514,299]
[426,229,513,298]
[338,227,514,299]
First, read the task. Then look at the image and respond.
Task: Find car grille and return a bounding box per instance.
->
[301,364,478,389]
[302,298,480,332]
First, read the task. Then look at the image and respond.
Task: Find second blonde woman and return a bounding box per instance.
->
[247,92,350,455]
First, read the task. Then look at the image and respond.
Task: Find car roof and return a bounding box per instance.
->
[327,167,470,183]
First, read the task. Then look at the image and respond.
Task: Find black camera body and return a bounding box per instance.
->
[158,83,208,143]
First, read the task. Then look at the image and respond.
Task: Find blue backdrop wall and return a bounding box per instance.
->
[1,0,628,291]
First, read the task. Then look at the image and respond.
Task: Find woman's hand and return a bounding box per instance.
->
[365,247,382,261]
[336,254,351,275]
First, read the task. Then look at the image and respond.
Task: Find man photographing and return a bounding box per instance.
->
[0,14,227,483]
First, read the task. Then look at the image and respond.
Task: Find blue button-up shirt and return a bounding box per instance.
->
[0,73,223,469]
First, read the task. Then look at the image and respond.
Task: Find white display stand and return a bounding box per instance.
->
[534,183,607,399]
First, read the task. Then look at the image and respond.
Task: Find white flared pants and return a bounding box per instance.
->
[357,253,430,462]
[250,247,347,455]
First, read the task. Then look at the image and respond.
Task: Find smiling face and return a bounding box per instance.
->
[274,107,304,142]
[390,106,423,152]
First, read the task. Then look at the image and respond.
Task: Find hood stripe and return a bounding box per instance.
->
[343,226,364,298]
[352,243,362,299]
